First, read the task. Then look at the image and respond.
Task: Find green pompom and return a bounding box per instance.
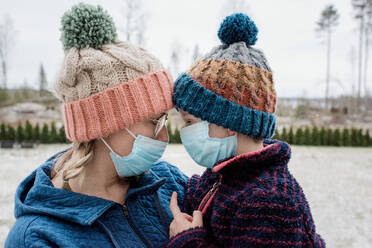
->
[60,3,117,50]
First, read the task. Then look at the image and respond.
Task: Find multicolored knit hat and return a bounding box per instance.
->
[54,3,173,142]
[173,13,276,139]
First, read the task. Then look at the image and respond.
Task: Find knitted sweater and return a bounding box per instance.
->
[166,139,326,248]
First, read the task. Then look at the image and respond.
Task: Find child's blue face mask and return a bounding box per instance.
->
[180,121,237,168]
[101,128,168,177]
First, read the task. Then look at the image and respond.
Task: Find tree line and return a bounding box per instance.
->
[273,126,371,147]
[1,121,370,147]
[0,121,67,144]
[316,1,372,111]
[0,121,182,145]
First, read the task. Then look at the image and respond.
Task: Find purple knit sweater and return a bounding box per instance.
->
[166,139,326,248]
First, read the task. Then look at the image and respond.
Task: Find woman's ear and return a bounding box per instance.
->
[227,129,236,136]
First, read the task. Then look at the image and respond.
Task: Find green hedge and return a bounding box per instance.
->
[1,121,370,147]
[167,121,181,144]
[275,126,371,147]
[0,122,69,144]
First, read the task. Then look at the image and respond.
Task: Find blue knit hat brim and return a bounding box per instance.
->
[173,73,276,139]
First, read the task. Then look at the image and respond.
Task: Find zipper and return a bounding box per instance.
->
[154,192,170,236]
[122,204,152,248]
[198,178,221,212]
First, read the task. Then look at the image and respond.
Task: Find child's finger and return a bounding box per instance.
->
[182,213,193,222]
[192,210,203,227]
[169,192,181,217]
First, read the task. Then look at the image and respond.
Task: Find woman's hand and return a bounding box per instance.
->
[169,191,203,238]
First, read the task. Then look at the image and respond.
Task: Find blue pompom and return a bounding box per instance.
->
[218,13,258,46]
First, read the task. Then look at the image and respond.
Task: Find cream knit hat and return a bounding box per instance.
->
[54,3,173,142]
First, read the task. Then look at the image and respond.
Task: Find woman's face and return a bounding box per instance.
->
[179,110,233,139]
[104,112,169,157]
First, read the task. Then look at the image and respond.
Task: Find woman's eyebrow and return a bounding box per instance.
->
[153,112,166,120]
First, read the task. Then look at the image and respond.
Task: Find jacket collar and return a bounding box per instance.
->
[212,139,291,175]
[15,150,166,226]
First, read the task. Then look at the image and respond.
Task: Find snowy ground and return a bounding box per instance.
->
[0,144,371,247]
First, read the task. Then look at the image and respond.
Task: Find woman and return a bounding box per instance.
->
[5,3,187,248]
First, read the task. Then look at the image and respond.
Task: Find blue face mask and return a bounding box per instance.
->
[180,121,237,168]
[101,128,168,177]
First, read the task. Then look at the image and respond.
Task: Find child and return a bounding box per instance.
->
[166,13,326,248]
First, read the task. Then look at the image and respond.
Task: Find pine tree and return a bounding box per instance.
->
[7,125,16,141]
[41,123,49,144]
[326,128,333,146]
[333,128,342,146]
[288,127,295,144]
[316,5,340,109]
[281,127,288,142]
[59,126,67,143]
[351,128,358,146]
[303,126,311,145]
[16,123,25,143]
[24,120,34,141]
[319,127,326,146]
[50,122,58,143]
[39,64,48,97]
[357,128,364,146]
[173,126,182,144]
[342,128,351,146]
[295,127,304,145]
[365,129,371,146]
[33,123,40,141]
[311,126,320,146]
[166,121,174,144]
[0,123,6,141]
[272,129,280,140]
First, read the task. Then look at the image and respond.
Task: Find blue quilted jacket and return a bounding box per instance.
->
[5,151,188,248]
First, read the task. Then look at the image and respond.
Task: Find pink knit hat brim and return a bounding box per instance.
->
[63,70,174,142]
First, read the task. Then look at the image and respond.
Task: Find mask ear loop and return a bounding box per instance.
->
[100,137,116,154]
[125,128,137,139]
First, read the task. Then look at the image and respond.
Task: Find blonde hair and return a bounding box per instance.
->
[52,141,95,190]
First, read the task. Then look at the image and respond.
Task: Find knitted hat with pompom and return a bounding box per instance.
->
[173,13,277,139]
[54,3,173,142]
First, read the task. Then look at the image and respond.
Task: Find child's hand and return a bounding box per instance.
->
[169,191,203,238]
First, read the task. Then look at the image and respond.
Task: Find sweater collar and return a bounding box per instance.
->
[212,139,291,174]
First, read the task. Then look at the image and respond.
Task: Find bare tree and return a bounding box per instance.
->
[352,0,372,109]
[120,0,147,47]
[316,5,340,110]
[350,46,357,98]
[191,44,202,63]
[220,0,251,18]
[0,14,16,89]
[363,1,372,99]
[167,40,191,78]
[169,51,180,79]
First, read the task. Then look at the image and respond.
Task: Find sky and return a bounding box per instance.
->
[0,0,370,98]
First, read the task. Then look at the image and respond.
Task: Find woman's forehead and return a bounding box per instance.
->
[152,112,166,119]
[179,110,198,119]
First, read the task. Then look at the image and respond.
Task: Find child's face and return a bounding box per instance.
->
[179,110,235,139]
